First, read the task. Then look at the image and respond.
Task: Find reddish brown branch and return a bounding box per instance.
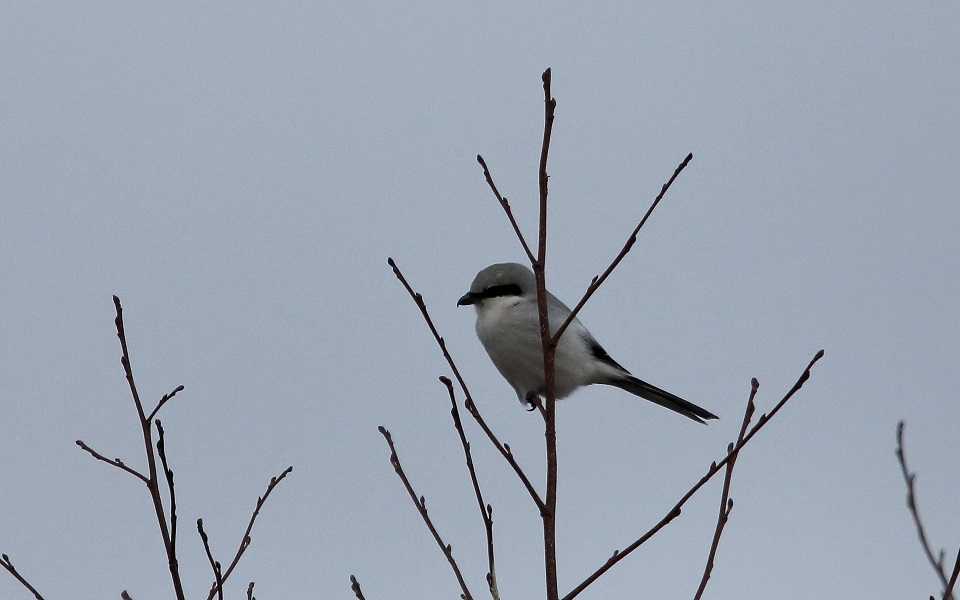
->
[563,349,823,600]
[897,422,955,600]
[0,553,46,600]
[379,426,474,600]
[440,377,499,598]
[551,152,693,345]
[387,257,545,512]
[203,466,293,600]
[531,66,561,600]
[693,378,758,600]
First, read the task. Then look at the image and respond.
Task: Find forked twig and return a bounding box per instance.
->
[693,378,758,600]
[897,422,956,600]
[440,377,499,599]
[0,554,46,600]
[563,350,824,600]
[77,296,187,600]
[387,257,545,512]
[943,549,960,600]
[204,466,294,600]
[197,519,224,600]
[379,426,474,600]
[156,421,178,553]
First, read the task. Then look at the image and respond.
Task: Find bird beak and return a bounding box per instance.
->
[457,292,478,306]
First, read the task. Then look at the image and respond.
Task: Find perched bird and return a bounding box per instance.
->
[457,263,718,424]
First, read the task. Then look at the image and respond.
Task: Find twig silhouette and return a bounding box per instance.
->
[203,466,294,600]
[0,554,46,600]
[379,426,474,600]
[387,257,545,513]
[440,376,499,599]
[349,574,367,600]
[563,350,824,600]
[693,378,758,599]
[897,422,956,600]
[75,295,187,600]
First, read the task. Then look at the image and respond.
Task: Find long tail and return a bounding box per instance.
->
[605,376,718,424]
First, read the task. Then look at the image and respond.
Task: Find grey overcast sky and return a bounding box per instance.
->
[2,3,958,599]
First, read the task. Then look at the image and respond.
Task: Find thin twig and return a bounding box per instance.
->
[693,378,758,600]
[349,575,367,600]
[75,440,149,484]
[197,519,224,600]
[440,376,499,599]
[121,591,134,600]
[563,349,824,600]
[204,466,294,600]
[531,66,561,600]
[155,421,178,566]
[107,295,186,600]
[944,548,960,600]
[551,152,693,345]
[246,581,256,600]
[387,257,545,512]
[897,422,955,600]
[477,154,536,265]
[147,385,185,423]
[0,553,46,600]
[378,426,474,600]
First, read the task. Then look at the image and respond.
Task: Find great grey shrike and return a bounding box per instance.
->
[457,262,718,424]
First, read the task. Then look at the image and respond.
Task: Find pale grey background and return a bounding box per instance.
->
[2,3,958,599]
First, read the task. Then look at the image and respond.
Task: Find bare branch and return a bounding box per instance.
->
[1,553,46,600]
[349,575,367,600]
[563,349,824,600]
[945,548,960,600]
[147,385,185,423]
[379,426,474,600]
[197,519,224,600]
[693,378,758,600]
[121,591,133,600]
[75,440,149,484]
[897,422,955,600]
[552,152,693,345]
[440,377,499,598]
[108,295,186,600]
[476,154,536,265]
[246,581,256,600]
[202,466,293,600]
[387,257,545,512]
[156,421,178,560]
[531,66,561,600]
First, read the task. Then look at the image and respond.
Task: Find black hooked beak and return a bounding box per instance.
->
[457,292,479,306]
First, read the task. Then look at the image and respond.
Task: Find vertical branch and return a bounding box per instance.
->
[533,67,561,600]
[897,422,955,600]
[440,377,499,599]
[693,378,758,600]
[111,296,186,600]
[155,420,178,559]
